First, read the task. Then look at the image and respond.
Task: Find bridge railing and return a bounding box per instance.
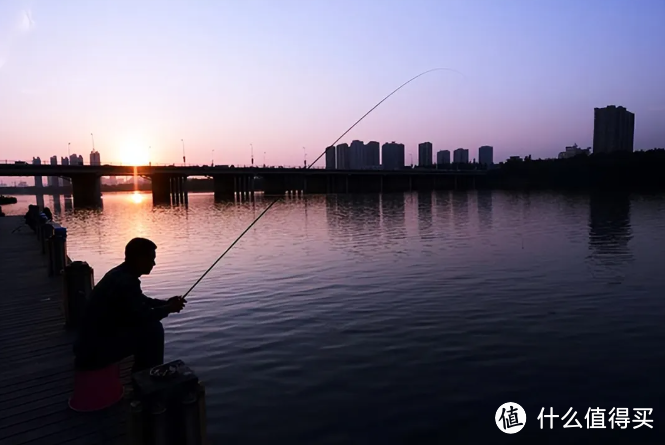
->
[0,160,329,169]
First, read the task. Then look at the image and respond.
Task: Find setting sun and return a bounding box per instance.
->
[129,191,145,204]
[119,145,150,166]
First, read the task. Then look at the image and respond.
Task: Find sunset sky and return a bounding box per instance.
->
[1,0,664,167]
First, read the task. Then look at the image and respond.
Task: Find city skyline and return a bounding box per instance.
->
[0,0,664,167]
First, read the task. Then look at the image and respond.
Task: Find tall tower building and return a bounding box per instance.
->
[349,140,364,169]
[325,146,336,169]
[478,146,494,167]
[453,148,469,164]
[436,150,450,165]
[364,141,380,169]
[336,143,350,169]
[592,105,635,154]
[90,149,101,165]
[381,142,405,170]
[418,142,433,167]
[32,157,43,188]
[48,156,59,187]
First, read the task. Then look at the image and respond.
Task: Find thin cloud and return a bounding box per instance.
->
[17,10,35,33]
[0,9,35,70]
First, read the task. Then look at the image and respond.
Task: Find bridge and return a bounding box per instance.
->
[0,164,487,208]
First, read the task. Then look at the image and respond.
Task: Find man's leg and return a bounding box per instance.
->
[74,336,133,371]
[132,320,165,373]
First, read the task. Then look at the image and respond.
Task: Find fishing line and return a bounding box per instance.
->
[182,67,464,299]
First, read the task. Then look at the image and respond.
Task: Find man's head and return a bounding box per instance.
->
[124,237,157,276]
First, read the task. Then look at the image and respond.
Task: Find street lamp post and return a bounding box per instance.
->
[263,151,266,167]
[303,146,307,168]
[211,149,215,167]
[181,139,186,165]
[149,146,152,166]
[67,142,70,157]
[250,144,254,167]
[90,133,95,151]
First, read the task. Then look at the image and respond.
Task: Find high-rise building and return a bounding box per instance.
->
[90,150,101,165]
[592,105,635,154]
[349,140,364,169]
[77,155,84,165]
[61,156,69,166]
[336,143,350,169]
[364,141,380,169]
[381,142,405,170]
[47,156,59,187]
[453,148,469,164]
[418,142,433,167]
[436,150,450,165]
[32,157,43,188]
[478,146,494,167]
[325,146,336,169]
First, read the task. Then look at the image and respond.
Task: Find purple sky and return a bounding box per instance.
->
[0,0,663,167]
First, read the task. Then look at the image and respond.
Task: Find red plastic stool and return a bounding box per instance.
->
[68,363,125,412]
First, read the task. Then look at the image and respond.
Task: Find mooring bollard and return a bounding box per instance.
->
[41,222,55,254]
[130,360,208,445]
[49,227,68,277]
[36,213,48,242]
[129,401,145,445]
[62,261,95,329]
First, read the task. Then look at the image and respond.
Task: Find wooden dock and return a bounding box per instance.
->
[0,215,131,445]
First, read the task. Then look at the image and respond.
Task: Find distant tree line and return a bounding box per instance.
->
[487,148,665,190]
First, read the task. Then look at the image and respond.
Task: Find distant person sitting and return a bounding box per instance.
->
[24,205,40,230]
[73,238,186,373]
[43,207,53,221]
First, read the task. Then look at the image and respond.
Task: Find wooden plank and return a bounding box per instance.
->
[0,216,130,445]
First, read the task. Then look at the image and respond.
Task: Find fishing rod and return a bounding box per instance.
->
[181,67,463,299]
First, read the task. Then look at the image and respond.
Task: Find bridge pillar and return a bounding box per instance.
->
[171,176,180,205]
[151,174,171,204]
[213,175,235,200]
[70,174,101,208]
[263,174,286,196]
[303,174,327,194]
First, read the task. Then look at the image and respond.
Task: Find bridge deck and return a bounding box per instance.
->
[0,163,487,177]
[0,216,131,445]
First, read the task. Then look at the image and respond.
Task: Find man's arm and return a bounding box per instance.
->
[117,276,171,323]
[141,295,168,308]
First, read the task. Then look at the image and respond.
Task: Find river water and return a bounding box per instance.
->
[5,190,665,443]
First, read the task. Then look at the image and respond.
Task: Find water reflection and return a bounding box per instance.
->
[326,194,381,256]
[587,192,633,284]
[433,190,451,222]
[416,191,434,240]
[451,191,469,229]
[476,190,493,230]
[381,193,406,243]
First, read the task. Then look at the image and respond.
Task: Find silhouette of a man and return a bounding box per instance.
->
[74,238,186,373]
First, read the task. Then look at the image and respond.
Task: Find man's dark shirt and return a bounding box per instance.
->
[77,262,170,348]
